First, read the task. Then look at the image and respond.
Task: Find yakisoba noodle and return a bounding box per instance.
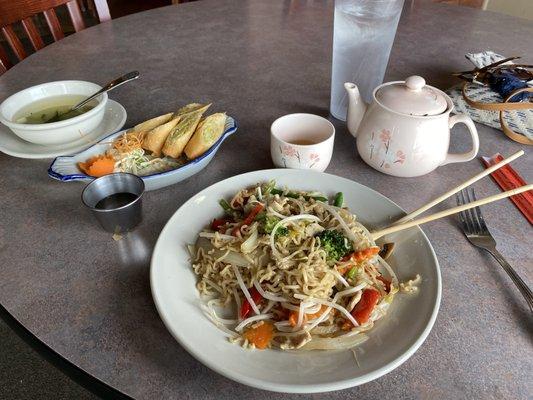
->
[191,182,418,351]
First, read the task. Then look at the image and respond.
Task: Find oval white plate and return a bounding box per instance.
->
[48,116,237,191]
[150,169,441,393]
[0,100,126,159]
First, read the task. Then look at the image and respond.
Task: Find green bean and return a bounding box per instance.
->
[333,192,344,207]
[219,199,232,212]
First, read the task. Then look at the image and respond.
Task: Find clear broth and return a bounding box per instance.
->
[13,94,97,124]
[288,138,318,145]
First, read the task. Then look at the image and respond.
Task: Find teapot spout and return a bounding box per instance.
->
[344,83,367,137]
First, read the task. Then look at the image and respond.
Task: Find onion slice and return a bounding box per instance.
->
[241,228,258,254]
[300,332,368,350]
[235,313,274,332]
[199,232,235,241]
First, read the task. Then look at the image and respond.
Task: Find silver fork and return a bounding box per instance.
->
[456,188,533,312]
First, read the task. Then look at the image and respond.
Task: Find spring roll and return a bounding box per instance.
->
[141,104,211,156]
[184,113,227,159]
[175,103,207,116]
[141,117,181,156]
[129,112,173,133]
[162,104,210,158]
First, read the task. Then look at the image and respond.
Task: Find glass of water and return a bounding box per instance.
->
[330,0,404,121]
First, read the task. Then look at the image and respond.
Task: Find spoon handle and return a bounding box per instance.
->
[72,71,140,110]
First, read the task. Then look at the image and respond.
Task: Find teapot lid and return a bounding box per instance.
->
[375,76,448,116]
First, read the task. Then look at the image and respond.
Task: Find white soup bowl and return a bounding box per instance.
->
[0,80,107,146]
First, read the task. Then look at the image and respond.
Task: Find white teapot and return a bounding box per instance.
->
[345,75,479,177]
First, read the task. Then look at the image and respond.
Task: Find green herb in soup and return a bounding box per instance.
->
[13,94,97,124]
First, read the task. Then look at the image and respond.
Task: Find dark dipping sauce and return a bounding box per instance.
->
[95,192,138,210]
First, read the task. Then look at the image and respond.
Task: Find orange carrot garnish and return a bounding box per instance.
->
[77,154,115,177]
[243,321,274,349]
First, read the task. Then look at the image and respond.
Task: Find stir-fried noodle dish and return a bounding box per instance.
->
[190,182,419,351]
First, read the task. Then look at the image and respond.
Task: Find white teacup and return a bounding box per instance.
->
[270,113,335,172]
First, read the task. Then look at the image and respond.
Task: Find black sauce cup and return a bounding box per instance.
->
[81,173,145,233]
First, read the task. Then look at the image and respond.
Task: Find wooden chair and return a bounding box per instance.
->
[0,0,111,74]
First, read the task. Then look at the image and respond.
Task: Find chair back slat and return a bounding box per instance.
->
[43,8,65,41]
[0,0,72,27]
[0,0,110,75]
[1,25,27,61]
[66,0,86,32]
[21,17,45,51]
[93,0,111,22]
[0,44,12,74]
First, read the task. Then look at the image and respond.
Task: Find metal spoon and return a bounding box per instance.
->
[46,71,140,122]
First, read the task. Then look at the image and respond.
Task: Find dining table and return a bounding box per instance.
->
[0,0,531,398]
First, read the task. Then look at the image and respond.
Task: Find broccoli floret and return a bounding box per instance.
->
[316,229,352,261]
[276,226,289,236]
[263,215,279,233]
[258,214,289,237]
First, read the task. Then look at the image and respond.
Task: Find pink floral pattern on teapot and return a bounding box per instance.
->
[368,129,406,169]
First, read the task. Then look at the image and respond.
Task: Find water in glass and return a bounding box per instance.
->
[330,0,404,121]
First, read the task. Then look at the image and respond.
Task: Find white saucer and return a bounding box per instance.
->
[0,100,126,159]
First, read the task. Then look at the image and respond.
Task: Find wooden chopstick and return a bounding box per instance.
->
[394,150,525,225]
[371,184,533,240]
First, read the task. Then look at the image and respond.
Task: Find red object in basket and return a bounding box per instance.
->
[481,154,533,224]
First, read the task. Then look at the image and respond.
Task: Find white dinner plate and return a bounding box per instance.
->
[0,100,126,159]
[150,169,441,393]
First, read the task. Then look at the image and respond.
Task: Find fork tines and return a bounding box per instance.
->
[456,188,490,235]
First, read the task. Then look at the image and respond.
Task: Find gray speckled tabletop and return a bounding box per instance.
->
[0,0,532,398]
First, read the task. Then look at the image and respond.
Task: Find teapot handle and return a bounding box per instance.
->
[441,114,479,166]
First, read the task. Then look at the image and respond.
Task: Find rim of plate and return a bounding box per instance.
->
[150,169,442,393]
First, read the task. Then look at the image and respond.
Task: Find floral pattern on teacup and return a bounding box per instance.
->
[279,145,300,168]
[278,145,322,169]
[281,145,298,158]
[369,129,405,169]
[308,153,320,168]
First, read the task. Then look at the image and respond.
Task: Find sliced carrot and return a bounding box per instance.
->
[339,247,380,274]
[288,305,328,327]
[78,161,90,175]
[243,321,274,349]
[288,310,299,327]
[77,155,115,177]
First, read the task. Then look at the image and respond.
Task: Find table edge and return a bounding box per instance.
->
[0,303,132,400]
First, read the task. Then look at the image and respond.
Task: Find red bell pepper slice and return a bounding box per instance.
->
[351,288,380,325]
[211,218,230,231]
[232,203,264,236]
[240,286,263,319]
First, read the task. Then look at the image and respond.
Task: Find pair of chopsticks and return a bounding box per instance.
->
[370,150,530,240]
